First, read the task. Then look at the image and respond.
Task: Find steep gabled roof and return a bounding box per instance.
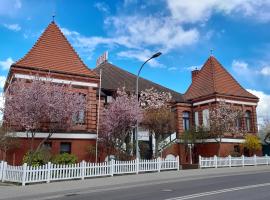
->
[93,62,186,102]
[14,21,97,78]
[184,56,258,101]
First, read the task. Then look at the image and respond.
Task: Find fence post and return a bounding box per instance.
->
[228,155,232,168]
[110,159,114,177]
[47,162,51,183]
[176,156,180,171]
[242,155,245,167]
[1,162,7,182]
[0,161,3,181]
[158,157,161,172]
[254,155,257,166]
[266,154,269,165]
[199,155,201,169]
[214,155,218,168]
[81,160,85,180]
[22,163,27,186]
[136,158,139,174]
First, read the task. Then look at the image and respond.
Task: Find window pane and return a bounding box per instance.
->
[245,111,251,132]
[202,109,209,129]
[60,142,71,154]
[195,112,199,130]
[183,112,190,131]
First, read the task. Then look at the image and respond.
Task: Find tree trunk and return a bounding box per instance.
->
[217,137,222,157]
[155,135,161,158]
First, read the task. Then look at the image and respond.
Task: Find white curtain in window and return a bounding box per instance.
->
[195,112,199,130]
[202,109,209,129]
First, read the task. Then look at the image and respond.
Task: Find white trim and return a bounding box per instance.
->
[193,98,257,106]
[14,132,97,139]
[216,98,257,106]
[193,99,216,106]
[201,138,245,143]
[178,138,245,143]
[14,73,98,87]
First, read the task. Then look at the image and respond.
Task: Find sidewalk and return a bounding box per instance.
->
[1,166,270,200]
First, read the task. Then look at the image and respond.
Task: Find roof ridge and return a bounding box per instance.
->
[210,56,217,93]
[97,62,183,95]
[54,22,94,74]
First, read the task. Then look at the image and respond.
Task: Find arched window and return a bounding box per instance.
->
[245,111,251,132]
[183,111,190,131]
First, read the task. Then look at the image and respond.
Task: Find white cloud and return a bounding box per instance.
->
[186,65,202,71]
[167,0,270,23]
[117,50,164,68]
[94,2,110,14]
[3,23,21,32]
[0,76,6,89]
[61,16,199,64]
[260,66,270,76]
[0,0,22,16]
[105,16,199,53]
[0,57,14,70]
[232,60,248,70]
[247,89,270,126]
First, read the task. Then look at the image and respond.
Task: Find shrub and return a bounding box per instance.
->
[23,147,51,166]
[243,134,262,156]
[52,153,77,165]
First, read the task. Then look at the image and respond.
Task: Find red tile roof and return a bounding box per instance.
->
[14,21,97,78]
[184,56,258,101]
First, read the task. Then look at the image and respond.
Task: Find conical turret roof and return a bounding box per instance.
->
[14,21,96,77]
[184,56,258,101]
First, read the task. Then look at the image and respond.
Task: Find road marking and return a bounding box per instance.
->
[165,182,270,200]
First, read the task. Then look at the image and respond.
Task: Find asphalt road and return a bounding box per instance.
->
[17,170,270,200]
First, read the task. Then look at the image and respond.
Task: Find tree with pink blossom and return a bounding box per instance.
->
[99,88,143,159]
[208,101,245,156]
[3,75,86,156]
[140,88,175,158]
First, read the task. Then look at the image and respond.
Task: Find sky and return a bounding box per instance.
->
[0,0,270,124]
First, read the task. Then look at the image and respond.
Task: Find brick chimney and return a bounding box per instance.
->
[191,69,200,82]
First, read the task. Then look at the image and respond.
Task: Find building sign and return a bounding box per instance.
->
[96,51,108,67]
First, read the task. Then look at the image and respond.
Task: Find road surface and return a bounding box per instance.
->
[1,166,270,200]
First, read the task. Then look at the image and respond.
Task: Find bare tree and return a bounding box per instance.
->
[0,125,19,161]
[262,119,270,144]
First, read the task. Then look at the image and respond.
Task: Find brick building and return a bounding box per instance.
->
[3,21,259,165]
[3,21,99,164]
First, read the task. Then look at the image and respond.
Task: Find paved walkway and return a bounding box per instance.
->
[1,166,270,199]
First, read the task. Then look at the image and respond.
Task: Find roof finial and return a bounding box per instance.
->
[210,48,214,56]
[52,11,56,23]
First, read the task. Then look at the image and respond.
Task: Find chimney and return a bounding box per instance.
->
[192,69,199,82]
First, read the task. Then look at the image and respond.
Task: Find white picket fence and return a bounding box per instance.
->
[199,155,270,168]
[0,156,179,186]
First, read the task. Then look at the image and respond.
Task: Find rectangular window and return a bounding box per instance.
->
[183,112,190,131]
[202,109,209,129]
[60,142,71,154]
[72,94,86,124]
[195,112,199,131]
[43,142,52,149]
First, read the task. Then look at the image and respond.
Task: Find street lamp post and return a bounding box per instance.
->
[135,52,162,159]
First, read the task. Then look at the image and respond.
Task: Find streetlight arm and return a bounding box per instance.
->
[135,52,162,159]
